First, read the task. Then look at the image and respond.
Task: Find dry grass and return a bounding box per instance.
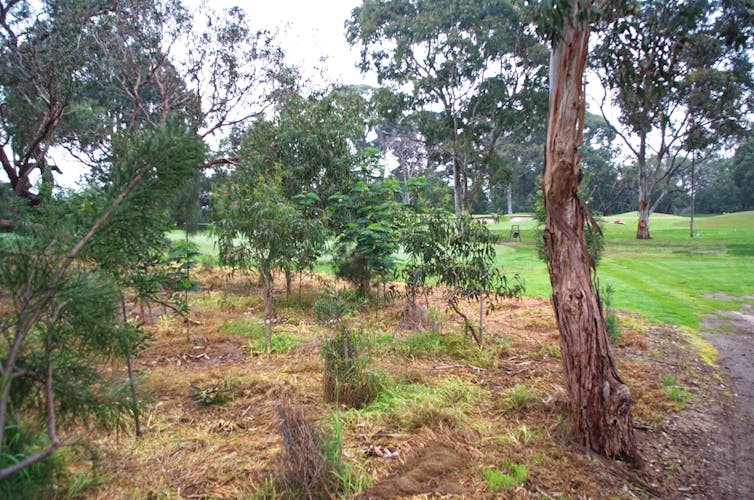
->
[65,268,705,498]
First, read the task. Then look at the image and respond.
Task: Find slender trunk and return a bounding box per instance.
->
[184,220,190,340]
[690,156,695,238]
[120,295,141,436]
[636,135,651,239]
[453,154,464,216]
[507,184,513,215]
[284,268,292,297]
[298,271,303,302]
[543,7,638,462]
[262,270,273,353]
[478,296,484,346]
[402,157,411,204]
[451,114,464,216]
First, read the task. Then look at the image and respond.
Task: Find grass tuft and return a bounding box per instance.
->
[247,334,301,355]
[660,374,692,410]
[499,384,540,413]
[322,328,381,409]
[483,460,529,492]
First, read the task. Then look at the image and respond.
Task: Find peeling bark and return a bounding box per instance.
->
[542,6,639,462]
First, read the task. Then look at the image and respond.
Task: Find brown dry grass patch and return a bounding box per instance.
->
[65,270,707,498]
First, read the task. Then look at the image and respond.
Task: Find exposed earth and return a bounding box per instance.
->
[701,298,754,498]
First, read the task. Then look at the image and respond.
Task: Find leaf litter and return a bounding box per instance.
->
[71,266,749,498]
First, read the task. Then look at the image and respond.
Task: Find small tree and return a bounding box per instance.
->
[289,192,328,299]
[213,177,324,352]
[327,149,404,298]
[0,119,203,481]
[402,212,523,345]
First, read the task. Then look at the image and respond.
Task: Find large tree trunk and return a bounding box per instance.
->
[636,136,651,239]
[542,8,638,462]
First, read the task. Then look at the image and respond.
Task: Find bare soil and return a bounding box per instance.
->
[358,442,468,498]
[701,301,754,498]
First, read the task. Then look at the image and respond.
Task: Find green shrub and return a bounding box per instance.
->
[322,328,381,409]
[601,282,621,343]
[312,286,364,325]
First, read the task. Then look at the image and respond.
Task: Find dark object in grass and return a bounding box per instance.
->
[277,404,332,499]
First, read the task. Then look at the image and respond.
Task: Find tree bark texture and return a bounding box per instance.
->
[542,10,639,462]
[636,136,651,239]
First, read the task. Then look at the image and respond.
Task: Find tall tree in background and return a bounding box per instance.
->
[537,0,638,460]
[240,84,370,204]
[347,0,548,215]
[592,0,753,239]
[0,0,284,210]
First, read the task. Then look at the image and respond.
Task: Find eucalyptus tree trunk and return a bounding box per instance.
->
[542,5,638,462]
[636,135,651,239]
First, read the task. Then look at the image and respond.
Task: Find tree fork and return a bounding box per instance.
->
[542,4,638,462]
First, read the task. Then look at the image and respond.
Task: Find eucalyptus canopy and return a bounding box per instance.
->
[347,0,549,215]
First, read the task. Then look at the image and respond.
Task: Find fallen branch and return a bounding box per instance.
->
[433,364,485,372]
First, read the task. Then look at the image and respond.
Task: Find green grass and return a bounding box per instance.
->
[496,211,754,329]
[166,230,217,263]
[247,333,301,355]
[173,212,754,331]
[218,319,265,339]
[483,461,529,492]
[343,376,488,431]
[498,384,540,413]
[660,374,692,410]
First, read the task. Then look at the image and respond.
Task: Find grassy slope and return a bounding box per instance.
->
[493,211,754,329]
[170,211,754,330]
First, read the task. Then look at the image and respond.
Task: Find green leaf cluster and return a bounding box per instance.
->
[327,150,406,295]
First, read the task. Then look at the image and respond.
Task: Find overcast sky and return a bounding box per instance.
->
[210,0,376,87]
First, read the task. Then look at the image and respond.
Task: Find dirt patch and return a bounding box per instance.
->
[359,441,468,498]
[703,292,754,302]
[701,301,754,499]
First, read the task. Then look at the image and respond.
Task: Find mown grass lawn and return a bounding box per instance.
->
[493,211,754,329]
[169,211,754,330]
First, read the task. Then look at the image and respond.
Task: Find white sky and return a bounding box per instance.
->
[210,0,375,87]
[2,0,374,189]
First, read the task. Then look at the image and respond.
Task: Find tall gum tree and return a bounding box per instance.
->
[538,0,639,461]
[592,0,753,239]
[347,0,548,215]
